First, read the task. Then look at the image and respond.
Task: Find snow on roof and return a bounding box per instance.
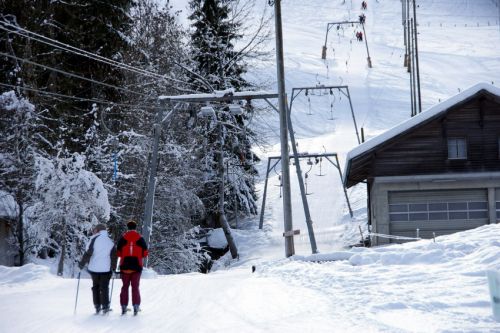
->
[343,82,500,184]
[158,90,278,101]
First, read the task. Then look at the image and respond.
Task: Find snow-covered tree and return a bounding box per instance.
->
[0,90,44,265]
[189,0,246,91]
[32,154,110,276]
[188,0,272,91]
[186,0,269,227]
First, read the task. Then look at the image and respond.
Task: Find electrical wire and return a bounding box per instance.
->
[0,52,152,99]
[0,20,197,89]
[0,82,162,110]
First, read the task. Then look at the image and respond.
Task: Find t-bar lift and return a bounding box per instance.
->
[322,20,372,68]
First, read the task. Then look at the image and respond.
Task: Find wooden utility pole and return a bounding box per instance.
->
[402,0,408,67]
[217,122,238,258]
[273,0,295,257]
[142,107,163,259]
[412,0,422,114]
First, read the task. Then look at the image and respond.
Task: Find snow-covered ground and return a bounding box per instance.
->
[2,225,500,332]
[2,0,500,332]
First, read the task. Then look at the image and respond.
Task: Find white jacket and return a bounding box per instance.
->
[86,230,115,273]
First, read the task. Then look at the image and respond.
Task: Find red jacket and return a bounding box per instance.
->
[117,231,148,272]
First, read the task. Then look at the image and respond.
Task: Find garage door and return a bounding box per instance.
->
[388,189,488,242]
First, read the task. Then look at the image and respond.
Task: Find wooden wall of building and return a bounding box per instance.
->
[347,92,500,187]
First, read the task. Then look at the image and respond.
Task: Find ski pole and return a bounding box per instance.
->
[74,271,81,315]
[109,273,115,304]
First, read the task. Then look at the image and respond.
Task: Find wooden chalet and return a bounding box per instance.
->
[343,83,500,244]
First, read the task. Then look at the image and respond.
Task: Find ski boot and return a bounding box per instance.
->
[133,304,140,316]
[102,305,111,315]
[121,305,128,315]
[95,305,102,315]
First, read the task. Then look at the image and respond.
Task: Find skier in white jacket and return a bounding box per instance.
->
[79,224,117,314]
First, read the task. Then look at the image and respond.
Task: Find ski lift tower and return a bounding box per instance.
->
[261,85,359,253]
[144,90,281,260]
[260,152,354,232]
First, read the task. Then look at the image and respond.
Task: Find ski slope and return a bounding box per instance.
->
[2,0,500,332]
[252,0,500,256]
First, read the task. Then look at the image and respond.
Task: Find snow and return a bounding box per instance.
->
[3,0,500,331]
[206,228,228,249]
[2,225,500,332]
[0,190,17,219]
[159,89,278,101]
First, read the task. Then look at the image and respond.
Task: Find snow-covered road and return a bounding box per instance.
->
[2,225,500,332]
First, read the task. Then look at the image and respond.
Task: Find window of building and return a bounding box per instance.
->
[389,200,488,222]
[448,138,467,159]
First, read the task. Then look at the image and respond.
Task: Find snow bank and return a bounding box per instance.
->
[288,224,500,270]
[293,251,353,262]
[0,264,51,285]
[348,224,500,268]
[141,267,158,279]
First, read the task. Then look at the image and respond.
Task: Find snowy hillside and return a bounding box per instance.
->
[2,0,500,332]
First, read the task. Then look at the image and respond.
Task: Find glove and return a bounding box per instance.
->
[78,262,85,270]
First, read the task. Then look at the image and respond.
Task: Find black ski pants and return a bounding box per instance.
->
[90,272,112,308]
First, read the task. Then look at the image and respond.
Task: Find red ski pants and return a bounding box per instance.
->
[120,271,141,306]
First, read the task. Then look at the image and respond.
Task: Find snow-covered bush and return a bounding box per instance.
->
[32,153,110,276]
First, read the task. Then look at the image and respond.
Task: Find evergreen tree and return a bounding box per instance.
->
[1,0,135,154]
[187,0,263,230]
[188,0,246,91]
[0,0,133,267]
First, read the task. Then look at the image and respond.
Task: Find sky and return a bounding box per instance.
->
[2,0,500,332]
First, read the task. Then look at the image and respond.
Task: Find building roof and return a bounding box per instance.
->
[343,82,500,187]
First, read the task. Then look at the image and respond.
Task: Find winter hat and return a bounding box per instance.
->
[127,220,137,230]
[94,224,107,233]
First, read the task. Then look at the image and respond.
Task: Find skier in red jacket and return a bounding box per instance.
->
[117,220,148,315]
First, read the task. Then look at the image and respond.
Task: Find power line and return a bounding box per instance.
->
[0,22,164,79]
[0,51,152,99]
[0,20,196,90]
[0,82,162,110]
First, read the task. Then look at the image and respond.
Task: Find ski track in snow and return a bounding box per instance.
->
[2,0,500,331]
